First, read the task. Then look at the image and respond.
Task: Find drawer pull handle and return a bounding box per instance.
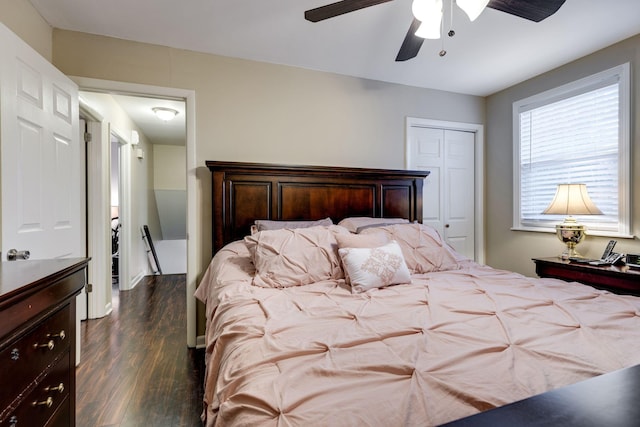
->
[45,383,65,394]
[11,348,19,361]
[48,330,66,340]
[33,340,55,351]
[31,396,53,408]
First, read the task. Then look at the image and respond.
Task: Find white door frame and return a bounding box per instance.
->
[405,117,485,264]
[79,104,113,319]
[111,129,132,292]
[74,77,197,348]
[79,109,111,319]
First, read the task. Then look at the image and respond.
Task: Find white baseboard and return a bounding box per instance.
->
[104,302,113,316]
[130,271,145,289]
[196,335,206,349]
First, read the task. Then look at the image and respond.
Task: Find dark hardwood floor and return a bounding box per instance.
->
[76,274,204,426]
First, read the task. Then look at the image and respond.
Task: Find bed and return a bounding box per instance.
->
[196,161,640,426]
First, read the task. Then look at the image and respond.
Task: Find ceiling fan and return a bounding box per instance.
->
[305,0,566,61]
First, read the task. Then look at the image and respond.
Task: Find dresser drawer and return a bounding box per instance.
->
[0,267,84,340]
[0,304,71,410]
[45,395,70,427]
[1,351,71,426]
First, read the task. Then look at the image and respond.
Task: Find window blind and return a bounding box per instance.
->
[519,82,619,231]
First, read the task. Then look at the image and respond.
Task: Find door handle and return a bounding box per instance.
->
[7,249,30,261]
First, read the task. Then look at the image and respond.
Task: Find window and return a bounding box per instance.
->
[513,63,631,237]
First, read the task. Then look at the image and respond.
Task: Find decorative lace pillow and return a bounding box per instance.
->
[245,225,345,288]
[338,241,411,293]
[335,232,391,286]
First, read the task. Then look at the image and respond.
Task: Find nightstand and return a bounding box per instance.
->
[533,257,640,295]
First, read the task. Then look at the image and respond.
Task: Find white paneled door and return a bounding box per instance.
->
[0,23,82,260]
[0,23,84,363]
[407,125,476,260]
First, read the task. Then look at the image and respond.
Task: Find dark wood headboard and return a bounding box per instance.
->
[206,161,429,254]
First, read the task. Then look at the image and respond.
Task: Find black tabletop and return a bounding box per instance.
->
[441,364,640,427]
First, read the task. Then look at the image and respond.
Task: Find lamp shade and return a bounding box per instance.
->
[542,184,603,216]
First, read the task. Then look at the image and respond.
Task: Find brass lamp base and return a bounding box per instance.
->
[555,218,585,259]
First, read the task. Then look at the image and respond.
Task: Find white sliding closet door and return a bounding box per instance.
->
[407,125,476,260]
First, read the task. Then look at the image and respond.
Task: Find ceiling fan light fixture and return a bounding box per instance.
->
[152,107,179,122]
[457,0,490,21]
[304,0,567,62]
[415,21,441,39]
[412,0,443,39]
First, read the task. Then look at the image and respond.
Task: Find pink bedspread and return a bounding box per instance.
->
[195,241,640,426]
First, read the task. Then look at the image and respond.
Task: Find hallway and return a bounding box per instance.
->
[76,274,204,426]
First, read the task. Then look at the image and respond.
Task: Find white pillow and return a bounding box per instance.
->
[338,241,411,293]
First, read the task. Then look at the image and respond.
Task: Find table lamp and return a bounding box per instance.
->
[542,183,603,259]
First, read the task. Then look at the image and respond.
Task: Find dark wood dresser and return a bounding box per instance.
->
[0,258,89,427]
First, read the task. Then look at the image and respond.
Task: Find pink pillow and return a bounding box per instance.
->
[245,225,345,288]
[335,232,390,249]
[338,217,409,233]
[253,217,332,232]
[361,223,460,273]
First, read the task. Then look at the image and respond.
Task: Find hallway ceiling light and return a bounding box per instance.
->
[152,107,179,122]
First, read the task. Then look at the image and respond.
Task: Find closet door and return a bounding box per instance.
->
[0,22,82,260]
[407,126,475,259]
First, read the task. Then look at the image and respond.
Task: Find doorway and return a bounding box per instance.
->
[110,132,122,289]
[81,90,186,285]
[74,77,198,347]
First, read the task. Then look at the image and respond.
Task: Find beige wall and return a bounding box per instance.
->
[0,0,52,60]
[51,29,486,276]
[486,34,640,277]
[51,31,486,335]
[154,145,186,190]
[154,145,187,240]
[6,1,639,329]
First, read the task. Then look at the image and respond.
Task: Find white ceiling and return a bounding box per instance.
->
[33,0,640,143]
[29,0,640,97]
[111,95,186,146]
[80,91,186,146]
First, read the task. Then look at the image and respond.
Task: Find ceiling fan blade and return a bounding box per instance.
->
[396,18,424,62]
[487,0,566,22]
[305,0,393,22]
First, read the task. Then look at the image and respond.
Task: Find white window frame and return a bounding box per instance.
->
[512,63,632,238]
